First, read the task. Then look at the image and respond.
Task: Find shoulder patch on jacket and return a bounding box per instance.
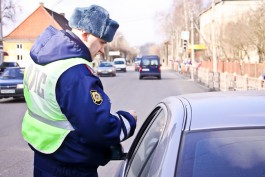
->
[85,64,97,76]
[90,90,103,105]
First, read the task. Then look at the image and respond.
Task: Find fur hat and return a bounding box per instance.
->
[69,5,119,42]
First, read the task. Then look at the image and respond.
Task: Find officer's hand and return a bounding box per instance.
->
[128,110,137,121]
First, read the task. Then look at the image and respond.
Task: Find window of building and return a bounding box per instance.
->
[17,55,23,60]
[17,44,23,49]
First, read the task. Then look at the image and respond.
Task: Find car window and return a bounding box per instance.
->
[114,61,125,65]
[142,59,150,66]
[150,59,158,66]
[176,129,265,177]
[99,62,113,67]
[126,108,166,177]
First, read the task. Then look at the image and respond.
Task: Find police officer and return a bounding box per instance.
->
[21,5,137,177]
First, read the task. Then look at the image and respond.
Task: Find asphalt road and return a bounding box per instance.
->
[0,65,209,177]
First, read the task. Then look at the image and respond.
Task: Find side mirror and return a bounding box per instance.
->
[110,144,127,160]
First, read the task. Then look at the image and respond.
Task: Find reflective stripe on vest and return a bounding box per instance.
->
[28,109,74,130]
[22,58,93,154]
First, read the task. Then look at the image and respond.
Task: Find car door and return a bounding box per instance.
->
[118,106,167,177]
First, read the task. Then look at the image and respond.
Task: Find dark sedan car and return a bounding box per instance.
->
[114,91,265,177]
[0,67,24,99]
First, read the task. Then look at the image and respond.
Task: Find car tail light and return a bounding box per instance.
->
[139,67,142,72]
[158,65,161,72]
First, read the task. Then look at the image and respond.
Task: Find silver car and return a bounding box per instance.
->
[114,91,265,177]
[97,61,116,77]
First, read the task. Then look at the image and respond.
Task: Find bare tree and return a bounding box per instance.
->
[159,0,208,59]
[221,1,265,63]
[1,0,20,49]
[2,0,20,25]
[222,19,250,61]
[246,2,265,63]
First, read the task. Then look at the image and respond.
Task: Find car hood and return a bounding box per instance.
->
[0,77,23,85]
[98,67,114,70]
[115,64,126,68]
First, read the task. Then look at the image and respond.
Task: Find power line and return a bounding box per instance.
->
[52,0,64,7]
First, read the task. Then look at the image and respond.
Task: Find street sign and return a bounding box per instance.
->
[109,51,120,56]
[181,31,189,40]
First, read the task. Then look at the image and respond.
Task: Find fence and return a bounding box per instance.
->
[201,60,265,78]
[172,62,265,91]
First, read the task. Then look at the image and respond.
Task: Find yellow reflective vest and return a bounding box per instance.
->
[22,58,92,154]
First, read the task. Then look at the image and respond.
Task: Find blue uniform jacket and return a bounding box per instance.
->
[29,26,136,168]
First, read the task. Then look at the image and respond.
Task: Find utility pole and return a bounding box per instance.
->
[183,0,188,61]
[176,31,179,61]
[211,0,217,72]
[210,0,220,91]
[164,41,169,66]
[183,0,188,31]
[0,0,3,64]
[190,13,195,80]
[171,31,176,66]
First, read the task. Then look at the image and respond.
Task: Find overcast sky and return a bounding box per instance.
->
[4,0,174,46]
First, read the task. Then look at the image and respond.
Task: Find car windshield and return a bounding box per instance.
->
[176,129,265,177]
[99,62,113,67]
[114,61,125,65]
[0,62,19,68]
[1,68,24,79]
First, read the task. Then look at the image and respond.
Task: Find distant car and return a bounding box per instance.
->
[114,91,265,177]
[114,58,127,72]
[139,55,161,80]
[0,67,24,99]
[97,61,116,77]
[0,61,20,74]
[134,57,142,71]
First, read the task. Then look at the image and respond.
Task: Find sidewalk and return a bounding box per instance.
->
[166,64,213,92]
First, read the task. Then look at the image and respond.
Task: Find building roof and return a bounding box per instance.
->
[199,0,261,17]
[44,8,70,31]
[4,3,71,41]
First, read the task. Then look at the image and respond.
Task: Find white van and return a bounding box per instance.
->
[113,58,127,72]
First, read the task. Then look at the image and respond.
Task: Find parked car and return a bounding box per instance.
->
[134,57,142,71]
[97,61,116,77]
[0,61,20,74]
[0,67,24,99]
[114,58,127,72]
[139,55,161,80]
[114,91,265,177]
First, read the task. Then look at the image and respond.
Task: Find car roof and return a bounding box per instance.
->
[98,62,113,66]
[163,91,265,131]
[0,61,19,66]
[141,55,159,59]
[4,66,21,69]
